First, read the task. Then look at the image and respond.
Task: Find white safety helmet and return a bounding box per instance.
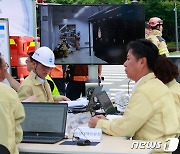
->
[32,46,55,68]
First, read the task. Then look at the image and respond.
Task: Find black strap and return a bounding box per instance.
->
[156,36,165,42]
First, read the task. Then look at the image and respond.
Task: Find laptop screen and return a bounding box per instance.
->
[97,91,117,115]
[21,103,68,134]
[87,85,103,112]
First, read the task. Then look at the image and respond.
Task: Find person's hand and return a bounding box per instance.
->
[88,116,100,128]
[22,95,38,102]
[61,96,71,101]
[88,115,108,128]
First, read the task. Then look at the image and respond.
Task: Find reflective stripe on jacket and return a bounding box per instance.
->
[73,76,88,81]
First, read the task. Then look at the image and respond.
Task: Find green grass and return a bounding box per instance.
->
[167,42,180,48]
[167,42,180,53]
[169,51,180,55]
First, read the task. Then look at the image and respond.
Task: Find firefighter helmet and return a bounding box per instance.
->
[32,46,55,68]
[149,17,163,27]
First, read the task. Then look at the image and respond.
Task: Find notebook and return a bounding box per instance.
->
[97,91,118,115]
[21,102,68,144]
[86,85,103,112]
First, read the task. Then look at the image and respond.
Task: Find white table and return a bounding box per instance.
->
[18,135,153,154]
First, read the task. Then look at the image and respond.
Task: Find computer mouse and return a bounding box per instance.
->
[77,139,91,146]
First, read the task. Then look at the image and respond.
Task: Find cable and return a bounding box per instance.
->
[72,127,89,142]
[128,79,131,96]
[114,103,126,108]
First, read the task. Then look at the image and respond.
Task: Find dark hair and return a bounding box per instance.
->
[0,57,2,69]
[126,39,159,71]
[0,53,2,68]
[154,56,179,84]
[151,24,161,30]
[28,52,34,62]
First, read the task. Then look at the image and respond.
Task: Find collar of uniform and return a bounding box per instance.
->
[134,72,156,90]
[36,76,46,85]
[29,71,45,86]
[132,77,143,93]
[151,29,162,36]
[166,79,177,88]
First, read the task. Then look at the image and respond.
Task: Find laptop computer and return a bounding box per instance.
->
[87,85,103,113]
[21,102,68,144]
[97,91,118,115]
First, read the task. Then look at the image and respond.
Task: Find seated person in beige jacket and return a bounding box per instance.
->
[18,46,70,102]
[154,56,180,136]
[0,56,25,154]
[89,39,179,153]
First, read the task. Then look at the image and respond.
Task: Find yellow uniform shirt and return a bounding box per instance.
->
[18,71,62,102]
[0,83,25,154]
[166,79,180,135]
[96,73,179,153]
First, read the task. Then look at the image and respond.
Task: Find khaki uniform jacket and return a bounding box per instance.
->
[18,71,62,102]
[0,83,25,154]
[96,73,179,153]
[166,79,180,135]
[146,30,169,56]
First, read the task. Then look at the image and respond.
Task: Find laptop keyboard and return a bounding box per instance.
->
[23,136,63,143]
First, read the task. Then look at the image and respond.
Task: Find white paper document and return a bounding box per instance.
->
[60,98,89,107]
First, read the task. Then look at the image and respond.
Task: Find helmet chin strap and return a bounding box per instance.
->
[156,24,162,31]
[33,62,45,80]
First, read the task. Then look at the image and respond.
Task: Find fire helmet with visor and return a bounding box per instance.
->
[149,17,163,27]
[32,46,55,68]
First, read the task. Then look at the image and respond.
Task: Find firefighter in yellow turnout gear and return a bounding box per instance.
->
[146,17,169,56]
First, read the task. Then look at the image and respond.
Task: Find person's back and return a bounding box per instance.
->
[147,29,162,46]
[66,65,88,100]
[167,79,180,130]
[154,56,180,136]
[130,73,178,142]
[75,32,80,50]
[0,82,25,154]
[147,29,168,54]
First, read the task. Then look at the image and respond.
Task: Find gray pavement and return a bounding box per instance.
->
[101,65,135,100]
